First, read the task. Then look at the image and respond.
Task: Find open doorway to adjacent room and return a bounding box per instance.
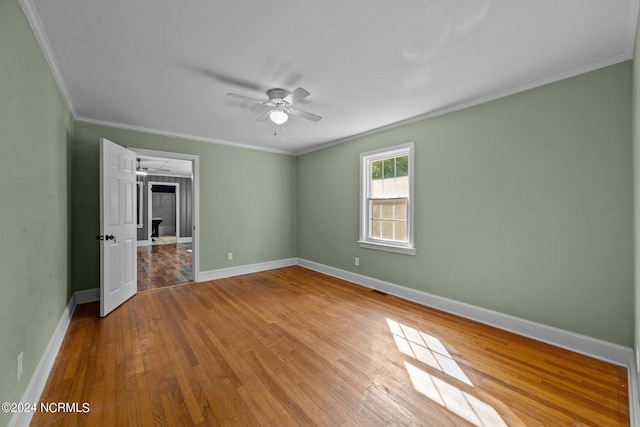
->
[131,149,200,291]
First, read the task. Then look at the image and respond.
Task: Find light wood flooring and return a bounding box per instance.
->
[137,243,193,291]
[32,266,629,426]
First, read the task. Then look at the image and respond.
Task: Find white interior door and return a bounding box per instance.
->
[99,138,137,317]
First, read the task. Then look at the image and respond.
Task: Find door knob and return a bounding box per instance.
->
[96,235,116,241]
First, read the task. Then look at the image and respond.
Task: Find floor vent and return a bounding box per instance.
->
[371,289,388,296]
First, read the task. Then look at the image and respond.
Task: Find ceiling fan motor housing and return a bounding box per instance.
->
[267,88,288,102]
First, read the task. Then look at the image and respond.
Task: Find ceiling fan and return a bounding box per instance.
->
[136,158,170,176]
[227,87,322,124]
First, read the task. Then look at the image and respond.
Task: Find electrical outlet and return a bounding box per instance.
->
[227,252,233,261]
[354,257,360,266]
[17,352,23,381]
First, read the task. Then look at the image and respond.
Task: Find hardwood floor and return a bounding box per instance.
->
[137,243,193,291]
[32,266,629,426]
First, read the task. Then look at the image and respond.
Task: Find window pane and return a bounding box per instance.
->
[381,220,394,239]
[394,221,407,241]
[395,176,409,197]
[370,200,382,219]
[381,200,393,219]
[396,155,408,177]
[372,160,383,180]
[395,199,407,220]
[381,177,395,198]
[371,220,382,238]
[384,158,395,179]
[370,179,383,198]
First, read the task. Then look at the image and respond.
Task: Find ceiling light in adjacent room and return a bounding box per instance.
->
[136,158,147,175]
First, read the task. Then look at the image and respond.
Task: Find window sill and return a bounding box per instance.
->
[358,240,416,255]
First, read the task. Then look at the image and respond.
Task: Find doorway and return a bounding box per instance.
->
[149,181,179,245]
[130,148,200,291]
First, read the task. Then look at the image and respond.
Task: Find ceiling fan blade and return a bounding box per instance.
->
[205,70,265,92]
[283,87,310,104]
[256,109,272,122]
[288,106,322,122]
[227,92,268,105]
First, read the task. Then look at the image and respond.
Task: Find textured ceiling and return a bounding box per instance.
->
[23,0,639,154]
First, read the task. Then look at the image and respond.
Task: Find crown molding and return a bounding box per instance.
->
[75,117,296,156]
[625,0,640,58]
[20,0,638,158]
[296,52,634,156]
[18,0,76,118]
[78,50,637,159]
[78,49,635,159]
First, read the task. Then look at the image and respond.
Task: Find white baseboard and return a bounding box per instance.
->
[8,297,76,427]
[74,288,100,304]
[199,258,298,282]
[177,237,192,244]
[296,258,640,424]
[8,287,101,427]
[629,355,640,427]
[136,240,151,247]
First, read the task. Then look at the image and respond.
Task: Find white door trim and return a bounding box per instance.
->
[129,148,200,283]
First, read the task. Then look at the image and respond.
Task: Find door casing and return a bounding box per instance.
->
[129,147,201,283]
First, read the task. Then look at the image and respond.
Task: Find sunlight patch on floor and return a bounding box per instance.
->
[387,318,507,426]
[404,362,506,427]
[386,318,471,385]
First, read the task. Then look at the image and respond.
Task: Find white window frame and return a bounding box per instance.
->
[359,142,416,255]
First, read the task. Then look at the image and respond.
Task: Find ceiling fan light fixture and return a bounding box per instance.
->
[136,158,148,175]
[228,87,321,126]
[269,109,288,125]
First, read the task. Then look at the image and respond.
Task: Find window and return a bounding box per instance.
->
[359,142,415,255]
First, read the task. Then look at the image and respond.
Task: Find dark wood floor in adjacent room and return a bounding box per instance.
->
[32,266,629,426]
[137,242,193,291]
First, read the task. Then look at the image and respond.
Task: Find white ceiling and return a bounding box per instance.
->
[137,156,192,178]
[24,0,638,155]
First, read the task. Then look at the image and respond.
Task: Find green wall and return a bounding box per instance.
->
[0,0,74,424]
[298,63,634,347]
[2,0,637,417]
[72,122,298,291]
